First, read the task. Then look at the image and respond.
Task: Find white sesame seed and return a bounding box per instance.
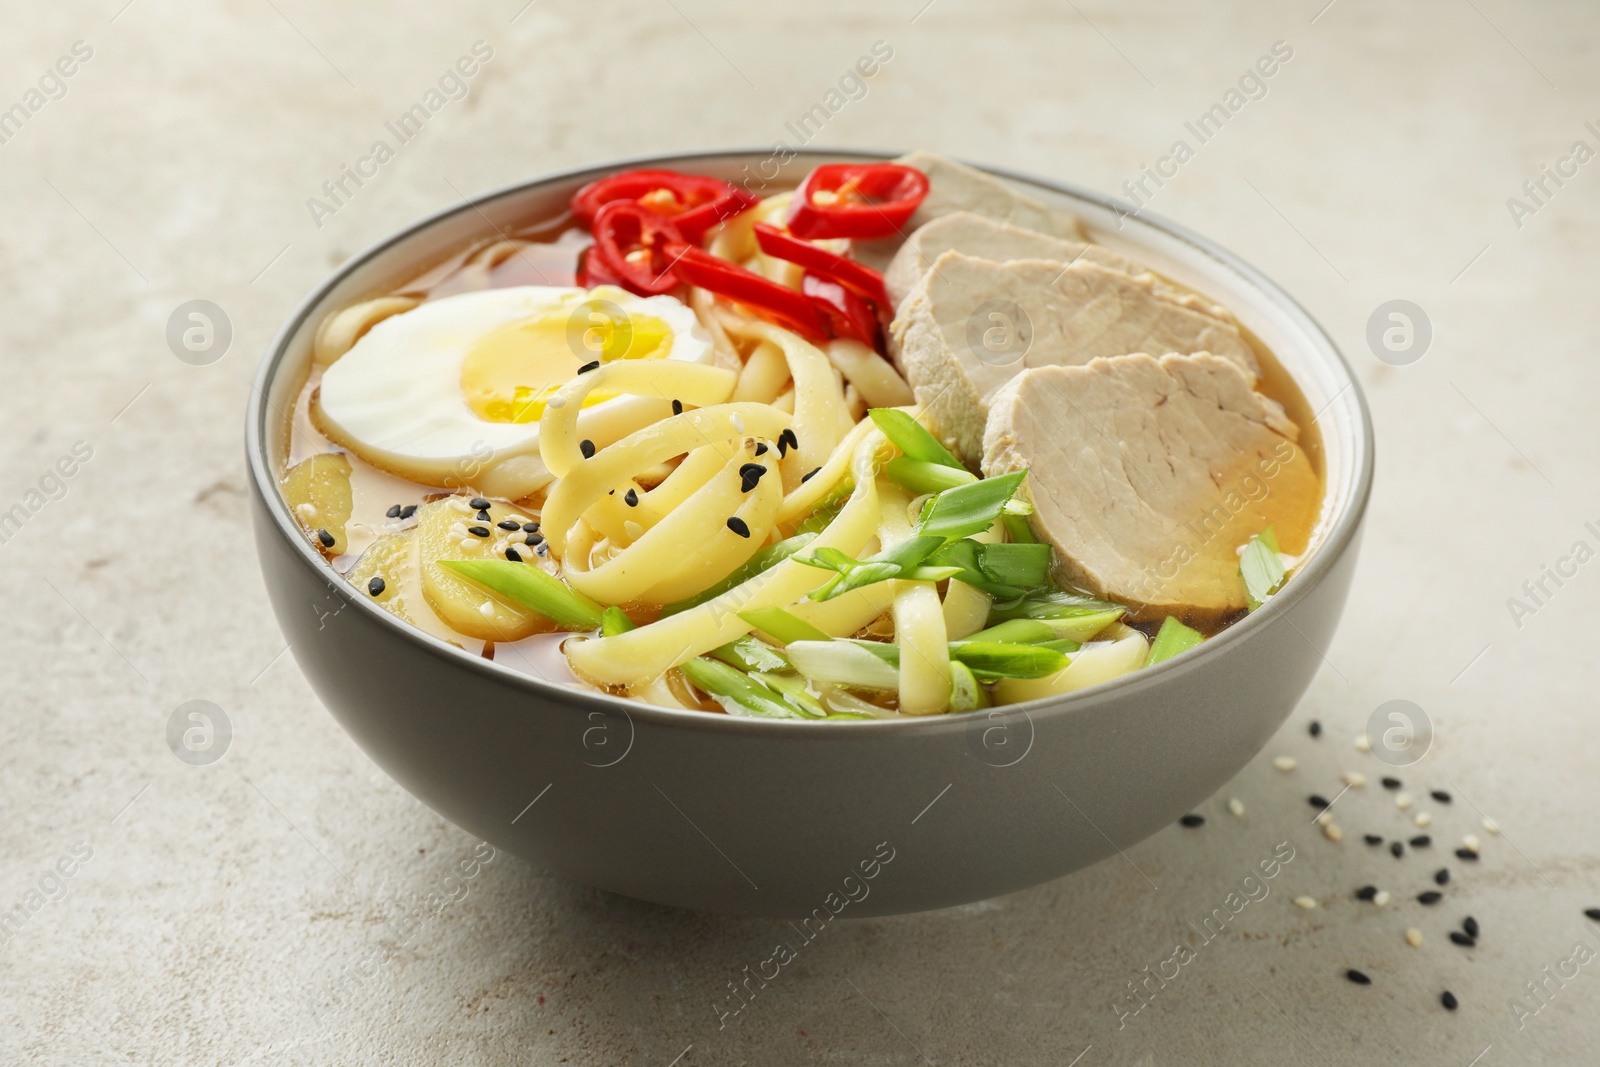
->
[1273,756,1297,772]
[547,395,567,409]
[1373,890,1391,907]
[1462,834,1480,853]
[450,498,473,514]
[624,520,645,541]
[1323,823,1344,842]
[1340,772,1367,788]
[449,522,468,537]
[1228,797,1245,818]
[730,411,746,433]
[1315,811,1332,827]
[459,538,477,551]
[1354,733,1372,753]
[295,502,319,521]
[1293,896,1317,911]
[479,601,494,617]
[1405,928,1423,948]
[1482,817,1500,835]
[1395,793,1413,810]
[1414,811,1432,828]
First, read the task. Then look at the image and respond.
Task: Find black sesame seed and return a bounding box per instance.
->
[579,439,596,459]
[1364,834,1384,846]
[1309,794,1330,809]
[726,516,751,538]
[469,497,491,510]
[1355,885,1378,901]
[1449,931,1476,948]
[800,466,822,483]
[316,528,335,548]
[1346,969,1371,986]
[386,504,402,518]
[1435,868,1450,886]
[1463,916,1479,938]
[523,522,540,533]
[1441,991,1459,1011]
[475,510,492,523]
[778,427,799,455]
[505,546,522,563]
[754,442,768,456]
[1391,841,1405,858]
[497,519,522,531]
[624,488,639,507]
[1179,814,1205,827]
[367,576,385,596]
[467,525,490,537]
[1411,835,1432,848]
[1455,848,1479,862]
[1382,777,1402,790]
[739,463,766,493]
[578,360,600,374]
[1418,891,1443,905]
[1586,908,1600,922]
[671,399,683,416]
[1431,790,1452,804]
[399,504,417,519]
[536,543,549,556]
[527,531,544,545]
[1309,720,1322,737]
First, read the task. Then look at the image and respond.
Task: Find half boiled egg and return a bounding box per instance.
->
[314,285,715,497]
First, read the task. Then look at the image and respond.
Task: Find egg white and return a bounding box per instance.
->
[314,285,714,497]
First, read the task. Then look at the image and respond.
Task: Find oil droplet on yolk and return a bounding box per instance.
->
[460,303,672,423]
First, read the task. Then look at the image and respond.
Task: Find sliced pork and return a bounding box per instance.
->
[892,253,1257,464]
[981,353,1321,618]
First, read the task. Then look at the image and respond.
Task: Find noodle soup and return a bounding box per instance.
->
[276,153,1323,719]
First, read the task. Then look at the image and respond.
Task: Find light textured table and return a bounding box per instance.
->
[3,1,1597,1063]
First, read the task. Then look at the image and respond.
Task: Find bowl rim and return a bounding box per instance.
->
[246,146,1375,737]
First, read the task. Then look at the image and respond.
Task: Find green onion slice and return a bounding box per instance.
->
[439,560,604,631]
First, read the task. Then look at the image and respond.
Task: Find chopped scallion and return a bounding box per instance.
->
[709,635,790,673]
[440,560,604,631]
[1240,526,1287,610]
[600,606,636,636]
[679,657,808,719]
[784,640,901,690]
[738,607,832,645]
[949,641,1068,679]
[884,456,976,495]
[868,408,965,469]
[964,618,1058,644]
[915,471,1028,541]
[1147,616,1204,666]
[949,660,989,712]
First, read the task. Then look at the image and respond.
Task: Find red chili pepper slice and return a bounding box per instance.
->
[588,201,685,296]
[802,274,880,349]
[785,163,930,240]
[663,242,827,343]
[752,223,889,307]
[576,244,625,289]
[572,169,757,241]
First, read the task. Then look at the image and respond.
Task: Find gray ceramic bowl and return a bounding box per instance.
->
[247,149,1373,918]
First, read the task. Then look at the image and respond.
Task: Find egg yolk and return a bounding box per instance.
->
[461,301,673,423]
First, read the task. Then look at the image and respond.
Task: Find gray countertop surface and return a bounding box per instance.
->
[2,0,1597,1063]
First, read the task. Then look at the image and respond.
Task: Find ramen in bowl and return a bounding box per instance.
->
[276,151,1324,720]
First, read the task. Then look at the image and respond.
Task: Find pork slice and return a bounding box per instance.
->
[852,151,1086,271]
[883,211,1147,310]
[891,252,1259,464]
[981,353,1321,619]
